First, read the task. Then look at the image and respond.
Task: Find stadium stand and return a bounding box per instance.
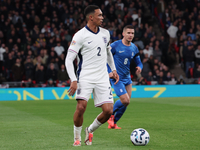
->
[0,0,200,88]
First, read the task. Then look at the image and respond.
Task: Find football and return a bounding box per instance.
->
[130,128,150,146]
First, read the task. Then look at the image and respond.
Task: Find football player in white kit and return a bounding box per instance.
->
[65,5,119,146]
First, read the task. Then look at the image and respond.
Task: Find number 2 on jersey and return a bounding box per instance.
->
[97,47,101,56]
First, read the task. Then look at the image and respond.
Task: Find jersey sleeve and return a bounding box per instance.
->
[133,45,143,70]
[65,51,77,82]
[68,32,83,54]
[134,44,139,54]
[106,30,116,72]
[133,55,143,70]
[65,32,83,82]
[107,47,116,72]
[106,30,111,50]
[110,42,117,55]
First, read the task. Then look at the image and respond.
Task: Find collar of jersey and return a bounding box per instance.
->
[85,25,100,34]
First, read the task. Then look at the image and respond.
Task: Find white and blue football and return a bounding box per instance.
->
[130,128,150,146]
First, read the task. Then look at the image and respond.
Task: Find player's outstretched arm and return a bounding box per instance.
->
[65,51,78,96]
[107,45,119,84]
[107,46,117,71]
[133,54,143,75]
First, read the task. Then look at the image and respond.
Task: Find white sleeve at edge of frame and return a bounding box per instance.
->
[65,51,77,82]
[107,48,116,71]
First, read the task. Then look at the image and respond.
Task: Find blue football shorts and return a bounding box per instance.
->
[110,78,132,97]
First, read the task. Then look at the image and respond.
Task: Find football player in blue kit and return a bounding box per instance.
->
[107,25,143,129]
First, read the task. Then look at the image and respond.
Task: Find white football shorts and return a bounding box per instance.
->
[76,80,114,107]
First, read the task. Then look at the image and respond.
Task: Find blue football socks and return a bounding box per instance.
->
[113,99,127,124]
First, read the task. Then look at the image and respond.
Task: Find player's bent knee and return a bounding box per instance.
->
[121,98,130,106]
[76,104,86,115]
[125,99,130,106]
[120,94,130,106]
[103,108,113,116]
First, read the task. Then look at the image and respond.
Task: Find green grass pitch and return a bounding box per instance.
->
[0,97,200,150]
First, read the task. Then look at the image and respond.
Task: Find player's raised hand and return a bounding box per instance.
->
[68,81,77,96]
[135,66,142,75]
[112,70,119,84]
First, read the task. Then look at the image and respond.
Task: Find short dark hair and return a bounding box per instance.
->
[84,5,100,17]
[123,25,134,32]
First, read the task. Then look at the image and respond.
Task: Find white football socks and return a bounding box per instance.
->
[74,125,82,142]
[74,118,102,141]
[88,118,102,133]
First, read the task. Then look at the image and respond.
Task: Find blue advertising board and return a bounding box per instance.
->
[0,85,200,101]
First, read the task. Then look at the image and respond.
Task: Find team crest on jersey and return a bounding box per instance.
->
[71,40,76,45]
[102,37,107,43]
[77,89,81,95]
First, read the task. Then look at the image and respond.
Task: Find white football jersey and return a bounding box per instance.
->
[67,26,110,83]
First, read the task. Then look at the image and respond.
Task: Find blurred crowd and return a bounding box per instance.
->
[0,0,200,87]
[153,0,200,80]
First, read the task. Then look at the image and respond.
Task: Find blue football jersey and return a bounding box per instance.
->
[108,40,142,80]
